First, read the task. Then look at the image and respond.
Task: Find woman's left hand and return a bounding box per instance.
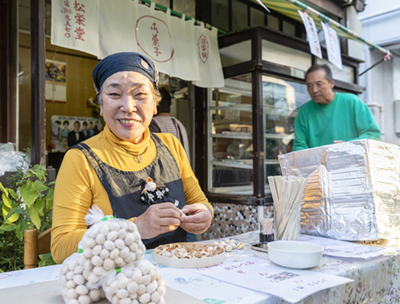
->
[179,203,212,234]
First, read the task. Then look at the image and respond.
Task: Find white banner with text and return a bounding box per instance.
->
[51,0,224,88]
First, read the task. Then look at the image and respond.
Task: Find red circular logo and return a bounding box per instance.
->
[136,16,174,63]
[198,34,209,64]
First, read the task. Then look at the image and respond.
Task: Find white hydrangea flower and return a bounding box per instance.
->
[145,182,156,192]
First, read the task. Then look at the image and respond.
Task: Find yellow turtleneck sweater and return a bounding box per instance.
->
[51,125,212,264]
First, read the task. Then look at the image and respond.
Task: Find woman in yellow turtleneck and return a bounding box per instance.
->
[51,52,213,264]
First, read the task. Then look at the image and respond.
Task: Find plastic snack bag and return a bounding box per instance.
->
[58,249,105,304]
[79,206,147,283]
[101,260,166,304]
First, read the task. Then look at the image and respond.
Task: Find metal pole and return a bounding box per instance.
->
[31,0,46,167]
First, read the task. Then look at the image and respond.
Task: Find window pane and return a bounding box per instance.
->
[282,20,296,36]
[212,0,229,32]
[173,0,195,19]
[262,75,308,190]
[316,58,355,83]
[262,39,312,73]
[250,7,265,27]
[232,0,248,31]
[209,76,254,195]
[219,40,252,67]
[153,0,170,8]
[267,14,280,31]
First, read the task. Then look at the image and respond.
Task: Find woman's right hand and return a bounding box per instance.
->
[134,202,182,239]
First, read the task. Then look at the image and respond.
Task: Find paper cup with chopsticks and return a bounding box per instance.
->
[268,175,307,241]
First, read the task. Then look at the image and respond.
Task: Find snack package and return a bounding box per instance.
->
[58,250,105,304]
[79,206,147,283]
[59,206,147,304]
[101,260,166,304]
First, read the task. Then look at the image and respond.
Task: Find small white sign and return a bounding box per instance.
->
[298,11,322,59]
[191,254,352,303]
[321,22,343,69]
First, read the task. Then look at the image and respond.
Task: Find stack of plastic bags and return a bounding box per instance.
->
[58,206,166,304]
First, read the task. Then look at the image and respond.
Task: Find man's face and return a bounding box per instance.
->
[74,122,80,132]
[306,69,335,105]
[83,124,88,131]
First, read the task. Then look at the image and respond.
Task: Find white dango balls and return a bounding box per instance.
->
[100,248,110,259]
[89,289,101,302]
[110,248,120,260]
[120,298,131,304]
[107,231,119,241]
[66,271,75,280]
[115,239,125,250]
[115,257,125,267]
[103,258,115,271]
[73,275,85,285]
[83,248,93,259]
[65,280,76,289]
[95,233,106,245]
[109,221,121,232]
[76,285,89,295]
[78,295,91,304]
[91,255,103,267]
[67,288,78,299]
[68,259,78,271]
[124,233,135,246]
[100,224,110,236]
[92,244,102,256]
[139,293,151,304]
[104,240,115,251]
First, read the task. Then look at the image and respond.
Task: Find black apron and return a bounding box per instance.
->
[74,133,187,249]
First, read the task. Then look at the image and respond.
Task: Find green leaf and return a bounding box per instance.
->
[16,220,30,241]
[31,165,47,181]
[34,180,48,193]
[2,193,12,208]
[0,224,16,232]
[4,209,19,223]
[0,183,8,196]
[46,187,54,201]
[34,198,45,216]
[27,205,41,229]
[2,203,11,220]
[39,253,56,267]
[45,196,53,213]
[20,180,39,207]
[8,189,18,200]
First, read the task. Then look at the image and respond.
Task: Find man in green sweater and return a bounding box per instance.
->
[292,64,380,151]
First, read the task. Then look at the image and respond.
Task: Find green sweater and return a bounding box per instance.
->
[292,92,381,151]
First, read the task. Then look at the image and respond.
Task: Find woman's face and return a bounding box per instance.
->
[100,71,157,143]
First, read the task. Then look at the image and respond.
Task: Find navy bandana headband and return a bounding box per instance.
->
[92,52,159,90]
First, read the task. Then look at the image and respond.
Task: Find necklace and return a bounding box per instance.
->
[117,144,148,163]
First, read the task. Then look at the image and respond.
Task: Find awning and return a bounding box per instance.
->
[250,0,391,57]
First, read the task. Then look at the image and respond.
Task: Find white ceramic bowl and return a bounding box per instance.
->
[267,241,323,269]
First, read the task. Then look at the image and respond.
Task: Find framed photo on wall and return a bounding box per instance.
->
[45,59,67,103]
[50,116,103,152]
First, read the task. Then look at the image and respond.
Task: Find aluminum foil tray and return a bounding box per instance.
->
[278,139,400,241]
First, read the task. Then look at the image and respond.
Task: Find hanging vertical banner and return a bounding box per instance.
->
[51,0,99,57]
[193,23,225,88]
[51,0,225,88]
[135,3,174,75]
[98,0,139,59]
[168,15,201,81]
[321,22,343,70]
[298,11,322,59]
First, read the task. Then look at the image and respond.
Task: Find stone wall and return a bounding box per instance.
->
[201,202,273,241]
